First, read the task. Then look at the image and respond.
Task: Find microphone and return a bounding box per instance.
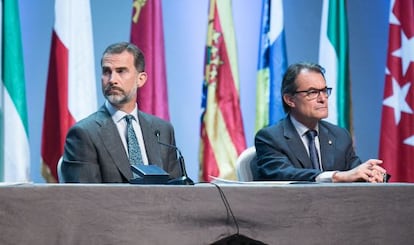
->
[155,130,194,185]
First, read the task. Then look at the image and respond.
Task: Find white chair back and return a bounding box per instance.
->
[236,146,256,181]
[57,156,64,183]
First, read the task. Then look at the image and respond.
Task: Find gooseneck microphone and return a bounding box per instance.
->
[155,130,194,185]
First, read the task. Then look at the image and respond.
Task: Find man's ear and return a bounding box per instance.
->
[137,72,147,88]
[283,94,295,108]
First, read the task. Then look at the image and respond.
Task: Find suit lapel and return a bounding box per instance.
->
[95,106,132,180]
[319,122,335,170]
[138,112,162,167]
[284,117,313,169]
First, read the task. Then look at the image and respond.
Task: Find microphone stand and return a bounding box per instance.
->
[167,151,194,185]
[155,130,194,185]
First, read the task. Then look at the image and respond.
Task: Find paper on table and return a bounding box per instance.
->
[209,176,296,185]
[0,182,33,186]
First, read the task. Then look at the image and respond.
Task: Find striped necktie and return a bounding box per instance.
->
[305,130,320,170]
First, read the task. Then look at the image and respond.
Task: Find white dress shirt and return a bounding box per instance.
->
[105,100,149,165]
[290,116,336,182]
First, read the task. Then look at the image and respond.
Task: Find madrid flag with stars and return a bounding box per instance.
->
[379,0,414,182]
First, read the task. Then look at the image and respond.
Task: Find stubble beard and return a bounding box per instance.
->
[104,85,138,106]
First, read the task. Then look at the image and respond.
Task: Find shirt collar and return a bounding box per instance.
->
[289,115,319,137]
[105,100,139,123]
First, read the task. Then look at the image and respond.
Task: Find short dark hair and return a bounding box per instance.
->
[281,62,326,113]
[101,42,145,72]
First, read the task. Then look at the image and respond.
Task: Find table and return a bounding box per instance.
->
[0,183,413,244]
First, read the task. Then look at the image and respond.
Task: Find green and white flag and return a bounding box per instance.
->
[318,0,352,131]
[0,0,30,182]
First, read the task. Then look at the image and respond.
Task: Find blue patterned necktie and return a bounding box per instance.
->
[305,130,320,170]
[125,115,143,168]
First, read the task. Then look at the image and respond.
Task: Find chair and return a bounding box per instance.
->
[57,156,65,183]
[236,146,256,181]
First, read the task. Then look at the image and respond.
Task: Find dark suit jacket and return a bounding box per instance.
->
[253,115,361,181]
[61,105,180,183]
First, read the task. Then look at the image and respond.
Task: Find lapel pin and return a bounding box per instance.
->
[328,140,332,145]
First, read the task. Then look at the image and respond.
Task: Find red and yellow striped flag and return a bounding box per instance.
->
[199,0,246,181]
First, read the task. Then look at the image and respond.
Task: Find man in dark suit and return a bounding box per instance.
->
[253,62,387,182]
[61,42,180,183]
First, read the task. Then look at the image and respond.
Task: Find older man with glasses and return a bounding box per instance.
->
[252,62,388,183]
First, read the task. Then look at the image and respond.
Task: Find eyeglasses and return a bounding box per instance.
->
[294,87,332,99]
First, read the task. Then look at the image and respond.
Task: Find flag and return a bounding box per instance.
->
[130,0,170,120]
[379,0,414,182]
[41,0,97,183]
[255,0,287,132]
[199,0,247,181]
[0,0,30,182]
[318,0,352,131]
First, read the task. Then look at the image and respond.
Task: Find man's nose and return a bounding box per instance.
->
[317,92,327,102]
[108,72,118,84]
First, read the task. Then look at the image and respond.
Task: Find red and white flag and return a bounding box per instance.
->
[379,0,414,182]
[41,0,97,182]
[130,0,170,120]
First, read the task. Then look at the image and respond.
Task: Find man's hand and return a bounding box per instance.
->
[333,159,386,183]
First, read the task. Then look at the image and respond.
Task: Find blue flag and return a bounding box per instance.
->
[255,0,288,132]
